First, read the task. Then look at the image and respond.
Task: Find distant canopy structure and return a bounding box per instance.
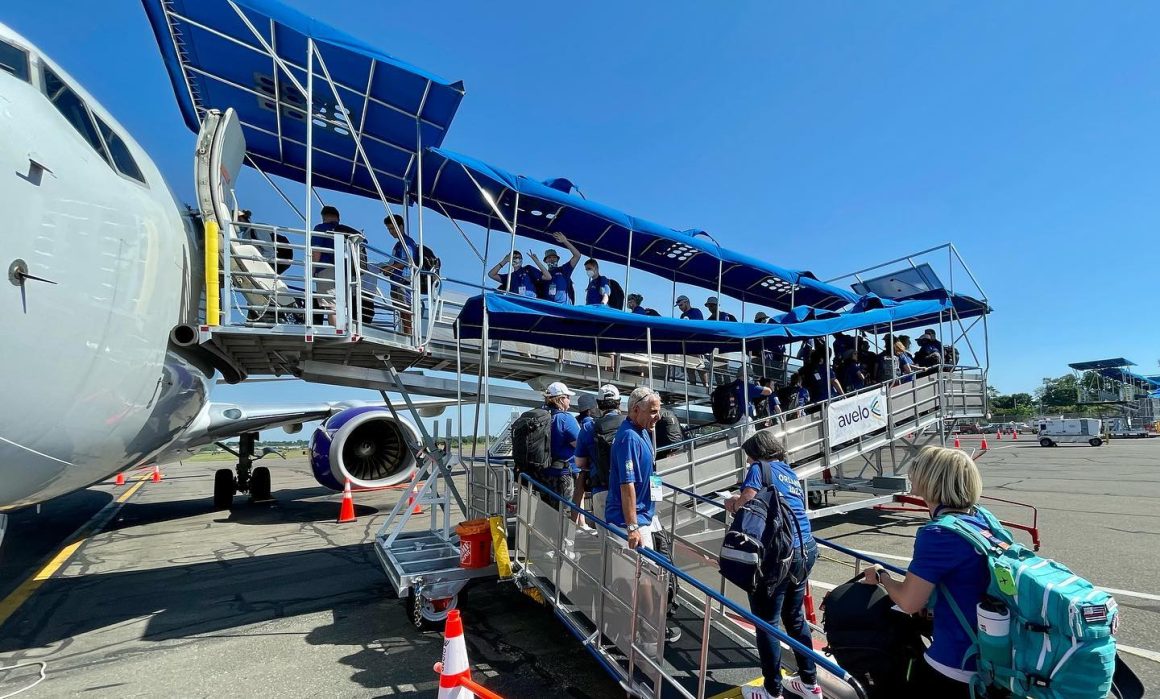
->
[142,0,466,201]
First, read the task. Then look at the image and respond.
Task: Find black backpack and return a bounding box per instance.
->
[822,579,931,698]
[274,232,293,274]
[607,279,625,310]
[419,246,440,293]
[644,308,661,317]
[711,381,740,424]
[655,408,685,457]
[511,409,551,479]
[719,465,804,593]
[588,413,624,491]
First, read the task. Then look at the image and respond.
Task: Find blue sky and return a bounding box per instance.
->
[7,2,1158,425]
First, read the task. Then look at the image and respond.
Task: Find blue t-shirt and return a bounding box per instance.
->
[899,352,915,383]
[541,261,575,303]
[796,386,811,407]
[680,308,704,321]
[841,362,866,392]
[605,420,655,527]
[545,408,580,477]
[311,222,339,266]
[908,512,991,672]
[585,275,611,305]
[390,234,419,281]
[709,310,737,322]
[734,381,767,418]
[741,460,811,547]
[631,305,647,315]
[497,266,541,297]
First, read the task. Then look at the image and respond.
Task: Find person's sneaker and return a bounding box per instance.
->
[664,626,682,643]
[782,674,822,698]
[741,685,780,699]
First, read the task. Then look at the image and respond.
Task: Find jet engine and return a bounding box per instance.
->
[310,407,422,491]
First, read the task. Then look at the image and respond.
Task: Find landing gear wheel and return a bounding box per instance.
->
[407,591,458,630]
[1089,438,1103,447]
[1039,438,1054,448]
[250,466,272,501]
[213,469,235,510]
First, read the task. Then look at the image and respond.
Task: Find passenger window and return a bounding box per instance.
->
[95,116,146,184]
[42,67,111,165]
[0,39,30,82]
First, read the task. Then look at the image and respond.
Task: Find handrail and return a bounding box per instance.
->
[517,473,869,698]
[661,477,910,576]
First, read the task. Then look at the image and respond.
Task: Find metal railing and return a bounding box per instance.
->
[212,218,444,347]
[512,474,870,699]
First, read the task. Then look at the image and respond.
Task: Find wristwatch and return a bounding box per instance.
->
[626,523,640,533]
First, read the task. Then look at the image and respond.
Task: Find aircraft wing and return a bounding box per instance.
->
[162,398,458,454]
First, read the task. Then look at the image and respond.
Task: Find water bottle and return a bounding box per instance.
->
[976,598,1011,675]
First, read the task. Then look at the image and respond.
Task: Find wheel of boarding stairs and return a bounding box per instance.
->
[1039,438,1054,448]
[1089,437,1103,447]
[407,590,459,630]
[250,466,272,501]
[213,469,235,510]
[808,491,824,508]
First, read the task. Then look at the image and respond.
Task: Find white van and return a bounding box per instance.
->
[1038,419,1103,447]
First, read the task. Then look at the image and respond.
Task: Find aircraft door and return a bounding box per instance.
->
[194,108,245,231]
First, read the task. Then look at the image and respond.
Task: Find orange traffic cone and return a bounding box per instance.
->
[151,465,161,482]
[1012,429,1018,441]
[337,480,356,523]
[996,430,1002,441]
[408,483,424,514]
[981,437,989,450]
[435,609,472,699]
[115,472,126,486]
[953,437,961,449]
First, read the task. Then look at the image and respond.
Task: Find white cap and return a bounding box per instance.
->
[544,381,575,398]
[598,384,621,401]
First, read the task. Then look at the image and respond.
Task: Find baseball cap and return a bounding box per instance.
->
[576,394,598,412]
[544,381,575,398]
[598,384,621,401]
[705,296,719,305]
[675,295,690,306]
[754,311,770,322]
[543,248,560,261]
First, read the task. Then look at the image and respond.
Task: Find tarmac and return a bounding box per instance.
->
[0,436,1157,697]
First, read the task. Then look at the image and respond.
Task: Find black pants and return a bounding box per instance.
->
[651,528,680,616]
[907,658,973,699]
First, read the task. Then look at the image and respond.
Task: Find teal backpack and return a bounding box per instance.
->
[931,506,1118,699]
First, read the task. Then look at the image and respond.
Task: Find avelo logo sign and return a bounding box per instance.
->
[828,389,889,443]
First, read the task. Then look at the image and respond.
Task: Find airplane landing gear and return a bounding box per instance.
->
[212,432,283,509]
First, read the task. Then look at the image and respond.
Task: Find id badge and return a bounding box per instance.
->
[650,473,663,501]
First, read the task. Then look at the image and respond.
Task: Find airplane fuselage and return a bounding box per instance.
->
[0,23,210,511]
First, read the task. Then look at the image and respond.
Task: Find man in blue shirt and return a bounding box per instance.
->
[538,232,580,304]
[381,214,419,335]
[605,387,661,550]
[705,296,738,322]
[734,375,773,420]
[627,293,656,315]
[582,258,611,306]
[574,384,621,525]
[674,296,707,385]
[541,382,581,508]
[487,251,549,297]
[310,205,359,327]
[674,295,703,321]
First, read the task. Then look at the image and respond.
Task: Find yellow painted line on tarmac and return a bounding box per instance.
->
[0,475,148,629]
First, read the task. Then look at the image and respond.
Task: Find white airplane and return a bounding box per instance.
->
[0,22,444,540]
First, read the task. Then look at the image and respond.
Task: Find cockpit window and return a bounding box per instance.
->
[42,66,111,166]
[0,39,30,82]
[94,116,146,185]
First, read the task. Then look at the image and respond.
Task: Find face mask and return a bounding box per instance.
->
[586,269,597,279]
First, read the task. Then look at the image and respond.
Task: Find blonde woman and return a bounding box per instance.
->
[860,446,987,697]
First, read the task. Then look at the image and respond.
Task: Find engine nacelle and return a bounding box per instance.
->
[310,406,422,491]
